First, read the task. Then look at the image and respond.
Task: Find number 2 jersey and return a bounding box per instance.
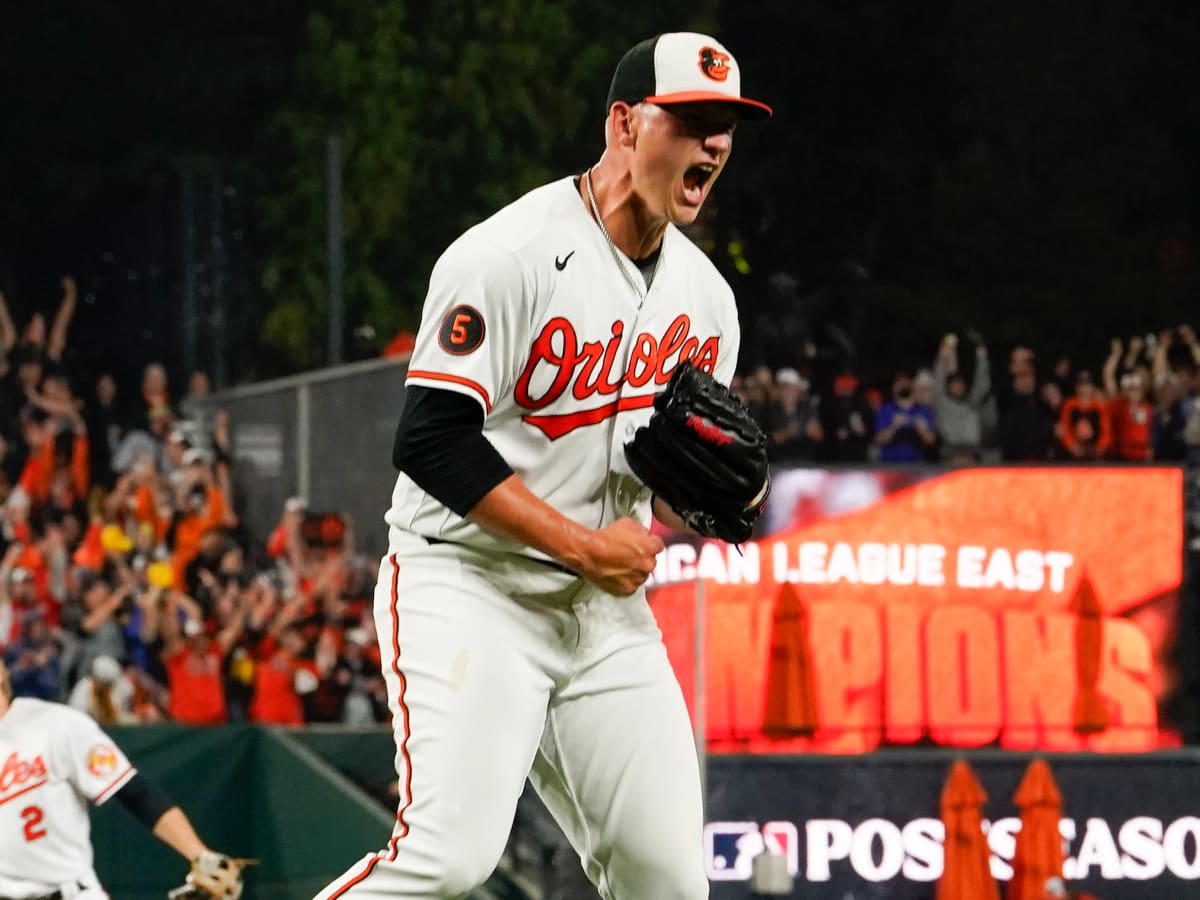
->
[0,697,135,894]
[388,175,741,560]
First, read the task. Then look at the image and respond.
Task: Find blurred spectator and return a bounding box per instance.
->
[1039,380,1065,449]
[60,564,134,688]
[33,523,70,619]
[183,528,235,615]
[161,426,193,486]
[1051,355,1074,396]
[110,404,173,476]
[739,373,771,428]
[1153,374,1190,462]
[3,617,61,700]
[0,288,17,365]
[67,653,138,724]
[122,558,170,677]
[1103,340,1154,461]
[104,455,170,549]
[169,457,233,588]
[1,276,77,377]
[348,324,380,362]
[0,542,58,640]
[912,369,936,410]
[762,368,823,462]
[244,592,320,725]
[83,372,127,493]
[46,276,78,369]
[173,378,234,487]
[932,333,992,463]
[1058,371,1112,460]
[1185,387,1200,466]
[2,486,34,549]
[16,404,89,514]
[266,497,307,576]
[177,370,212,441]
[153,586,246,726]
[310,625,387,726]
[1154,325,1200,380]
[1119,334,1153,387]
[749,364,775,395]
[729,373,747,404]
[130,362,172,433]
[873,372,938,463]
[994,345,1037,424]
[819,372,873,462]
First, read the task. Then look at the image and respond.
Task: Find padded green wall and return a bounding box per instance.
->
[92,725,398,900]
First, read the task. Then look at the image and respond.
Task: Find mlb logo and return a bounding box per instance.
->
[704,820,799,881]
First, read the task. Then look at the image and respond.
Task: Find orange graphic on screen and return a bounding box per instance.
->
[648,467,1184,754]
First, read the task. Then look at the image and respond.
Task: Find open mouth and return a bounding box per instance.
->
[682,163,716,204]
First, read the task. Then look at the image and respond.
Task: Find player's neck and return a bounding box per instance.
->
[582,161,667,262]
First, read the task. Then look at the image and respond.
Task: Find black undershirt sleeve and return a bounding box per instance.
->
[391,385,514,517]
[115,772,176,828]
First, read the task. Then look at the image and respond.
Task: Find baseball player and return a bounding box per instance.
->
[318,32,771,899]
[0,657,243,900]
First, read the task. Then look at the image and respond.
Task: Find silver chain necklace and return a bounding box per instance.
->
[583,167,661,298]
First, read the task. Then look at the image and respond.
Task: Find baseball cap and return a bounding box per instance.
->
[182,447,210,467]
[833,372,860,394]
[92,655,122,685]
[775,367,809,390]
[607,32,772,120]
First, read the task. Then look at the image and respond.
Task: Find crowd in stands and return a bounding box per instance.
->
[734,326,1200,468]
[0,277,388,727]
[1,275,1197,729]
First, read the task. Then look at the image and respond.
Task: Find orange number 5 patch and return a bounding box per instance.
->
[437,305,485,355]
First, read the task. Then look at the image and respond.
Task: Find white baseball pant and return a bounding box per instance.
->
[315,531,707,899]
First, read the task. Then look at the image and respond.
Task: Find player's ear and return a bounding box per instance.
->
[608,102,637,149]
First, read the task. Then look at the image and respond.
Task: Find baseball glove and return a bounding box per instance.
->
[624,361,770,544]
[167,851,254,900]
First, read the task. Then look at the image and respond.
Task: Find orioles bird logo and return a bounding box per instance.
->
[698,47,731,82]
[87,745,118,776]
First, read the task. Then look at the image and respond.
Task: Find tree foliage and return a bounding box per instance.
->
[257,0,715,368]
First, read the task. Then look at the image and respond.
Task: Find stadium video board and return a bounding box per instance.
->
[648,466,1185,753]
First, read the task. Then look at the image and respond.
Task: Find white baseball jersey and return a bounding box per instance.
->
[388,175,740,556]
[0,698,135,896]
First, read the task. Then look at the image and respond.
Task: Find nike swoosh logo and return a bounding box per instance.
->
[555,250,575,271]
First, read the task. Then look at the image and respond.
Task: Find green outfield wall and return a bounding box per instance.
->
[92,725,525,900]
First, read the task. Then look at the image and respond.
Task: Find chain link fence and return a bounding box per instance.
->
[205,355,409,561]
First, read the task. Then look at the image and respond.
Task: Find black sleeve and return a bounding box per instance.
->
[391,386,514,517]
[115,771,177,827]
